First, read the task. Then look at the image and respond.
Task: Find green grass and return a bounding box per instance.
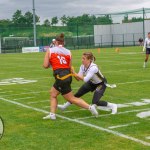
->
[0,46,150,150]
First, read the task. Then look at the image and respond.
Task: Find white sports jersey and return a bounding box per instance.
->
[78,62,105,84]
[143,38,150,49]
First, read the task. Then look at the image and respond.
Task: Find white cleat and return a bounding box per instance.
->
[143,62,146,68]
[111,104,118,114]
[57,104,66,111]
[43,113,56,120]
[89,105,99,117]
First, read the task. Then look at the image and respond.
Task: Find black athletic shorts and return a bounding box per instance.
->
[146,48,150,54]
[53,68,72,95]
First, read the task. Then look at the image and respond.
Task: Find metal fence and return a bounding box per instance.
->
[0,32,144,53]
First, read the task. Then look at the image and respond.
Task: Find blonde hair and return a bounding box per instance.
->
[83,52,96,62]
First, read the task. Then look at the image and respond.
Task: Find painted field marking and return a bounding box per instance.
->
[108,122,139,129]
[76,108,150,120]
[54,99,150,114]
[13,97,35,101]
[0,97,150,147]
[1,91,47,97]
[0,78,37,86]
[146,136,150,140]
[136,111,150,118]
[117,80,150,85]
[104,68,150,74]
[0,92,7,94]
[28,100,49,104]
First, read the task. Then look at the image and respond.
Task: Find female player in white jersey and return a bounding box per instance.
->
[143,32,150,68]
[43,33,98,120]
[58,52,117,114]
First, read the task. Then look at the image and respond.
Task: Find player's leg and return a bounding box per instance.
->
[58,82,92,110]
[92,84,117,114]
[143,49,150,68]
[43,86,59,120]
[63,91,98,117]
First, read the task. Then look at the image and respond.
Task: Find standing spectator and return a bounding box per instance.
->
[50,39,56,48]
[139,37,143,46]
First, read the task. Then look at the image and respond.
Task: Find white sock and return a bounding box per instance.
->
[64,102,71,108]
[107,102,114,108]
[50,112,55,116]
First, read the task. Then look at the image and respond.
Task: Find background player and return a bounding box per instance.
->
[143,32,150,68]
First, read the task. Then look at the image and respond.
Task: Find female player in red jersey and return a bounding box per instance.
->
[43,33,98,120]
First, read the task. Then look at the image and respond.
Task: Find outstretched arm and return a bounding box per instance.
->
[43,50,50,69]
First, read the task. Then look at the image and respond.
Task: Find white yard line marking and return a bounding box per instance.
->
[76,108,150,120]
[1,91,47,97]
[13,97,34,101]
[104,68,150,74]
[117,80,150,85]
[108,122,139,129]
[146,136,150,140]
[0,97,150,147]
[28,100,49,104]
[136,111,150,118]
[0,92,7,94]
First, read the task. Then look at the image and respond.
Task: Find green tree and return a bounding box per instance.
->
[12,10,25,25]
[43,19,51,26]
[51,17,58,26]
[122,15,129,23]
[0,19,12,27]
[24,11,40,26]
[60,15,68,26]
[96,15,112,25]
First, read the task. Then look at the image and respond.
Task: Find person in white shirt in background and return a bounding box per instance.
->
[58,52,117,114]
[143,32,150,68]
[50,39,56,48]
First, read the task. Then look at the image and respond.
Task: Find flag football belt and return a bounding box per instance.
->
[56,73,76,80]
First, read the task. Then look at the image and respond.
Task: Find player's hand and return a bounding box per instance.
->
[71,66,75,74]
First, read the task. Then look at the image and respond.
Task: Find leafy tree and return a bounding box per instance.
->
[43,19,51,26]
[51,17,58,26]
[12,10,25,25]
[122,15,129,23]
[0,19,12,27]
[60,15,68,26]
[96,15,112,25]
[12,10,40,26]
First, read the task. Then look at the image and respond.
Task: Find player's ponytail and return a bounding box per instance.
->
[56,33,65,45]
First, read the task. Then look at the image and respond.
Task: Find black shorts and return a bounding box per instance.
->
[146,48,150,54]
[53,68,72,95]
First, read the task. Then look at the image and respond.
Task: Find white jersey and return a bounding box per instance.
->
[143,38,150,49]
[78,62,105,84]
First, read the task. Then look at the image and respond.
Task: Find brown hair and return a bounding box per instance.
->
[83,52,96,62]
[56,33,64,45]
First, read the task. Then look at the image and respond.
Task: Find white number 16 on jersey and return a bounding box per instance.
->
[57,56,67,64]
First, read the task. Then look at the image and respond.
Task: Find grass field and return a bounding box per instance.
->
[0,46,150,150]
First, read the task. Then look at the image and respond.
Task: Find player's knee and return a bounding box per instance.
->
[50,89,57,98]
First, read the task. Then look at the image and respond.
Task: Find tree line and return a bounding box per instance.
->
[0,9,147,28]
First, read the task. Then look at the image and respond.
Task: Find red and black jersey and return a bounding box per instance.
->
[49,46,71,70]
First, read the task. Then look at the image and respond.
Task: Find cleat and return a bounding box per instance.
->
[43,113,56,120]
[57,104,66,111]
[89,105,99,117]
[111,104,117,114]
